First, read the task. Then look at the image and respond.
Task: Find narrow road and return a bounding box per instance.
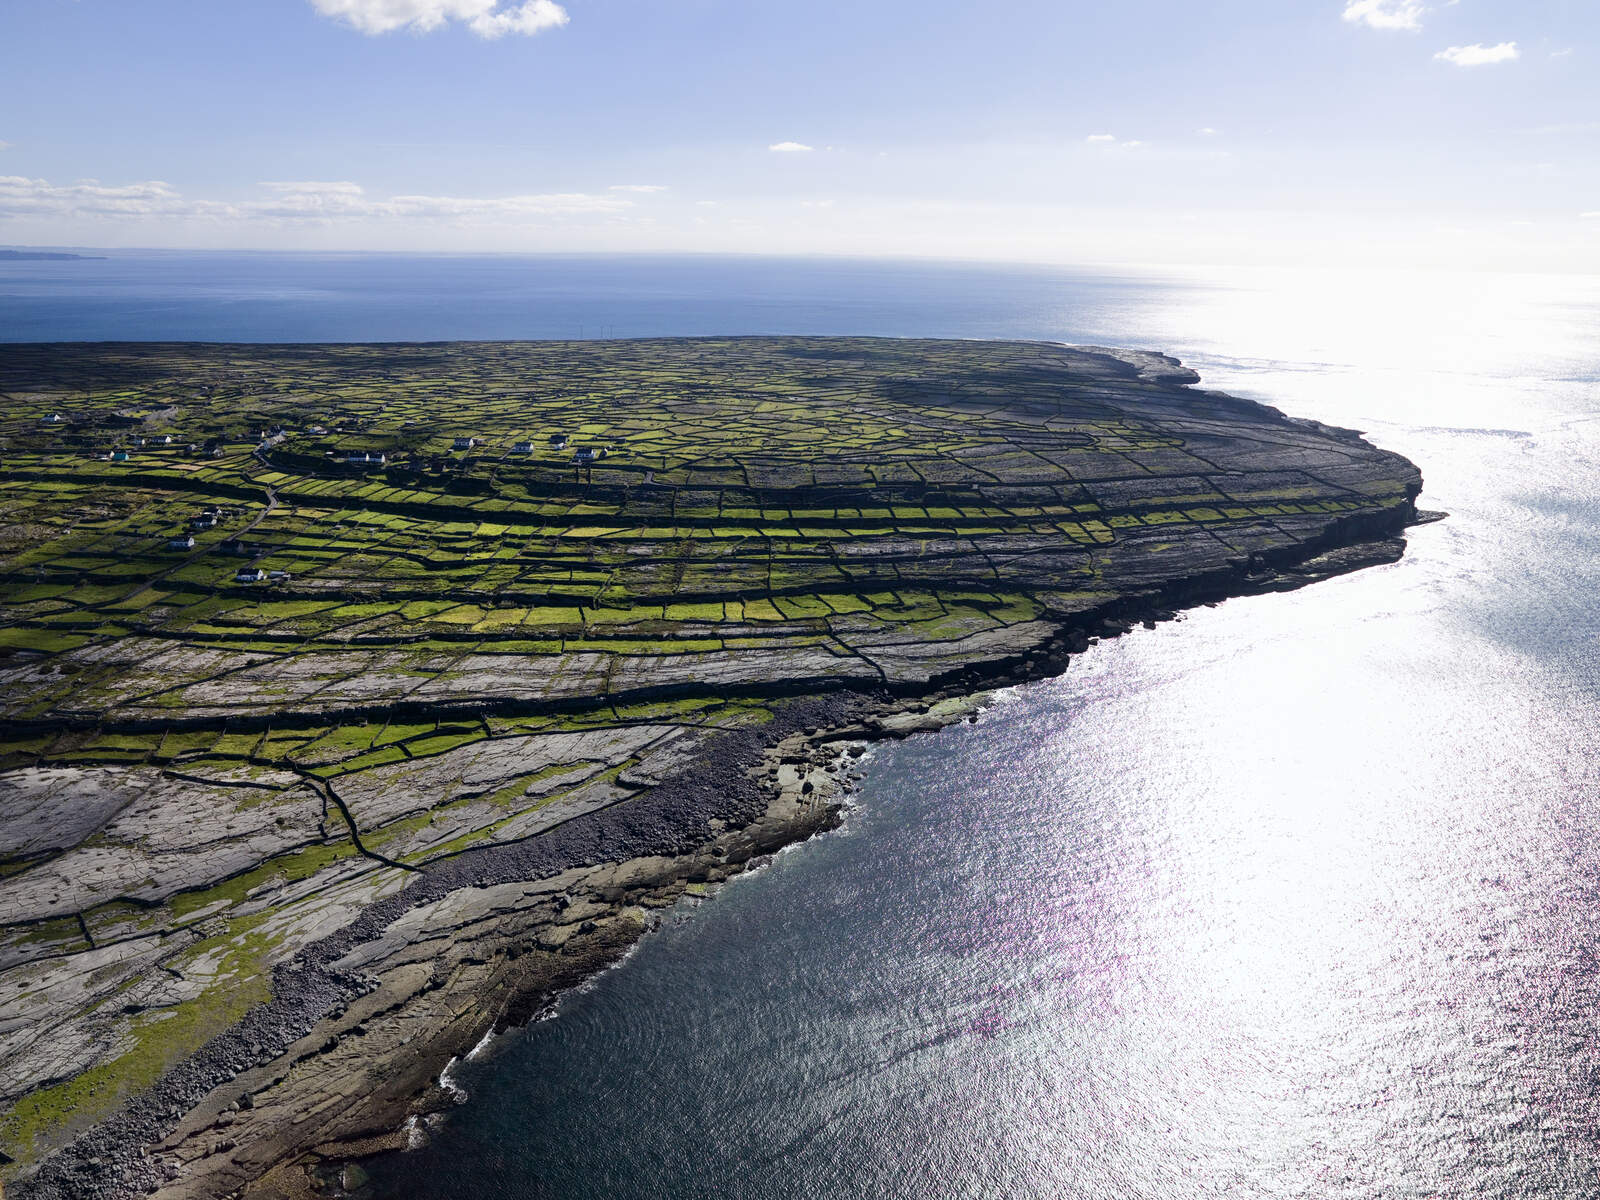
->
[121,475,278,604]
[236,473,280,544]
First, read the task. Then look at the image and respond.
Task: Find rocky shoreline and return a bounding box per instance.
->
[0,338,1430,1197]
[14,517,1421,1200]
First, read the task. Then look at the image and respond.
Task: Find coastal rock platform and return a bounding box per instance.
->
[0,337,1423,1197]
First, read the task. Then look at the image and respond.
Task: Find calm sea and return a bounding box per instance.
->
[7,252,1600,1199]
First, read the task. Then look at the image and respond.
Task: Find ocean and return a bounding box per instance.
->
[0,250,1167,345]
[7,251,1600,1199]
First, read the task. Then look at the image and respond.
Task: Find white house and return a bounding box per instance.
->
[511,440,534,454]
[168,534,196,551]
[452,437,476,451]
[235,567,267,583]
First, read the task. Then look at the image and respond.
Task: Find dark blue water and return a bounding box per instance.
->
[11,252,1600,1198]
[0,251,1171,344]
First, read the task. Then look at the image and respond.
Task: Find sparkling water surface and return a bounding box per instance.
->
[9,253,1598,1198]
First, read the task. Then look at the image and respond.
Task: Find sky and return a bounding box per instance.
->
[2,0,1598,269]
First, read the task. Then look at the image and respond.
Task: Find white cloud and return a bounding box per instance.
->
[260,180,366,195]
[468,0,566,36]
[1085,133,1117,143]
[259,185,628,222]
[244,181,376,218]
[1582,211,1600,220]
[0,175,191,218]
[608,184,667,193]
[0,141,12,152]
[1523,120,1600,136]
[1197,127,1218,136]
[768,141,813,153]
[0,175,629,225]
[1341,0,1427,32]
[1435,41,1519,66]
[308,0,567,38]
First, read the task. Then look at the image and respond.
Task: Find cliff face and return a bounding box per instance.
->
[0,338,1422,1198]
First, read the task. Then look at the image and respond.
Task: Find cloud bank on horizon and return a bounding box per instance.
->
[0,175,631,223]
[309,0,567,37]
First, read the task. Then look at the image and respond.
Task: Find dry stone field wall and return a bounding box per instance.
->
[0,337,1422,1187]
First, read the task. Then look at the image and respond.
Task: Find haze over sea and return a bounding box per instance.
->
[8,252,1600,1199]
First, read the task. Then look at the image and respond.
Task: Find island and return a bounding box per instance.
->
[0,251,105,262]
[0,337,1424,1199]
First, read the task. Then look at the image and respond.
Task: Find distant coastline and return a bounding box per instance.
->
[0,249,106,262]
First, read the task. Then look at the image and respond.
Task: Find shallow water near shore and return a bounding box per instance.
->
[19,252,1600,1198]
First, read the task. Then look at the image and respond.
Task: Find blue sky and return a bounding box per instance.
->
[3,0,1597,267]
